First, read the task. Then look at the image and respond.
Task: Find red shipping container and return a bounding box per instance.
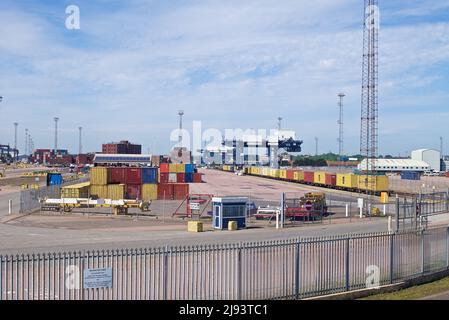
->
[160,163,169,173]
[126,184,141,200]
[193,173,203,183]
[304,171,314,183]
[446,172,449,178]
[325,173,337,186]
[125,168,142,184]
[159,173,169,184]
[177,173,186,183]
[286,170,296,180]
[173,184,189,200]
[157,184,174,200]
[110,168,126,184]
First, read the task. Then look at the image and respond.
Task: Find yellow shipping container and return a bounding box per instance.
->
[357,175,389,192]
[261,167,269,176]
[90,167,110,185]
[314,172,326,185]
[279,170,287,180]
[90,185,108,199]
[107,184,125,200]
[176,164,185,173]
[294,171,304,181]
[169,164,177,173]
[336,173,358,189]
[61,182,90,198]
[270,169,280,178]
[142,184,158,201]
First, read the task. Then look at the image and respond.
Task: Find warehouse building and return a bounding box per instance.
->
[358,159,430,173]
[102,140,141,154]
[411,149,441,172]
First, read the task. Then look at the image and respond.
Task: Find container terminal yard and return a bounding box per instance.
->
[0,0,449,303]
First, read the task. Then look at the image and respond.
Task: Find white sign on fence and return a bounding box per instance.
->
[189,202,200,210]
[358,198,364,209]
[83,268,113,289]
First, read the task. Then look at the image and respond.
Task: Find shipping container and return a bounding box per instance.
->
[446,172,449,178]
[158,184,174,200]
[160,163,169,173]
[279,170,287,180]
[169,164,178,173]
[294,171,304,181]
[286,170,296,180]
[177,173,186,183]
[185,164,195,173]
[193,173,203,183]
[107,184,125,200]
[142,184,158,201]
[159,173,169,184]
[357,175,389,192]
[125,168,142,185]
[325,173,337,186]
[185,173,194,183]
[173,183,189,200]
[303,171,314,183]
[126,184,141,200]
[401,171,421,181]
[61,182,90,198]
[314,172,326,185]
[261,167,270,176]
[90,185,108,199]
[336,173,358,189]
[142,167,158,184]
[47,173,63,186]
[269,169,280,178]
[110,168,126,184]
[168,173,177,183]
[90,167,110,185]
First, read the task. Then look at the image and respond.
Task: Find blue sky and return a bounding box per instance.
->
[0,0,448,156]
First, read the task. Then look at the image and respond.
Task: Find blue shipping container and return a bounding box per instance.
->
[401,171,421,180]
[185,173,193,183]
[185,164,195,173]
[142,167,158,184]
[47,173,63,186]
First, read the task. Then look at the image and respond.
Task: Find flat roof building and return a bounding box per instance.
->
[358,158,430,172]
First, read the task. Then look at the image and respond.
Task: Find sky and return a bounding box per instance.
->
[0,0,448,156]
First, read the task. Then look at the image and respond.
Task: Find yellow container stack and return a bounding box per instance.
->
[61,182,91,199]
[90,167,110,185]
[141,184,158,201]
[90,185,108,199]
[107,184,125,200]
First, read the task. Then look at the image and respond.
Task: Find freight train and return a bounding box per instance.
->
[221,165,389,195]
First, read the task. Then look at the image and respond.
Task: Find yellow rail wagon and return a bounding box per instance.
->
[357,175,389,193]
[279,169,287,180]
[269,168,280,178]
[314,172,326,185]
[336,173,359,189]
[261,167,270,177]
[294,171,305,181]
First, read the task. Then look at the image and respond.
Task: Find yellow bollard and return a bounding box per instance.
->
[228,221,238,231]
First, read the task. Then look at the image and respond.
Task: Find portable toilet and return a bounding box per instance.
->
[212,197,248,230]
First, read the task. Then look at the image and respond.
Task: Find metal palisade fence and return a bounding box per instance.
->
[0,226,448,300]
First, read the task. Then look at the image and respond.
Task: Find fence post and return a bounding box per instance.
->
[389,233,394,284]
[345,238,350,291]
[421,231,425,274]
[163,246,168,300]
[395,195,400,232]
[237,244,242,300]
[8,200,12,215]
[295,239,300,299]
[446,227,449,269]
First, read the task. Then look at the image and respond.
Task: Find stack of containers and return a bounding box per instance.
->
[158,163,190,200]
[141,167,158,201]
[90,167,110,198]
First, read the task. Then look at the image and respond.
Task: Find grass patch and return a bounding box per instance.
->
[361,276,449,300]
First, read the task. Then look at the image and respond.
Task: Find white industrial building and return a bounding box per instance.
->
[411,149,441,172]
[358,159,430,172]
